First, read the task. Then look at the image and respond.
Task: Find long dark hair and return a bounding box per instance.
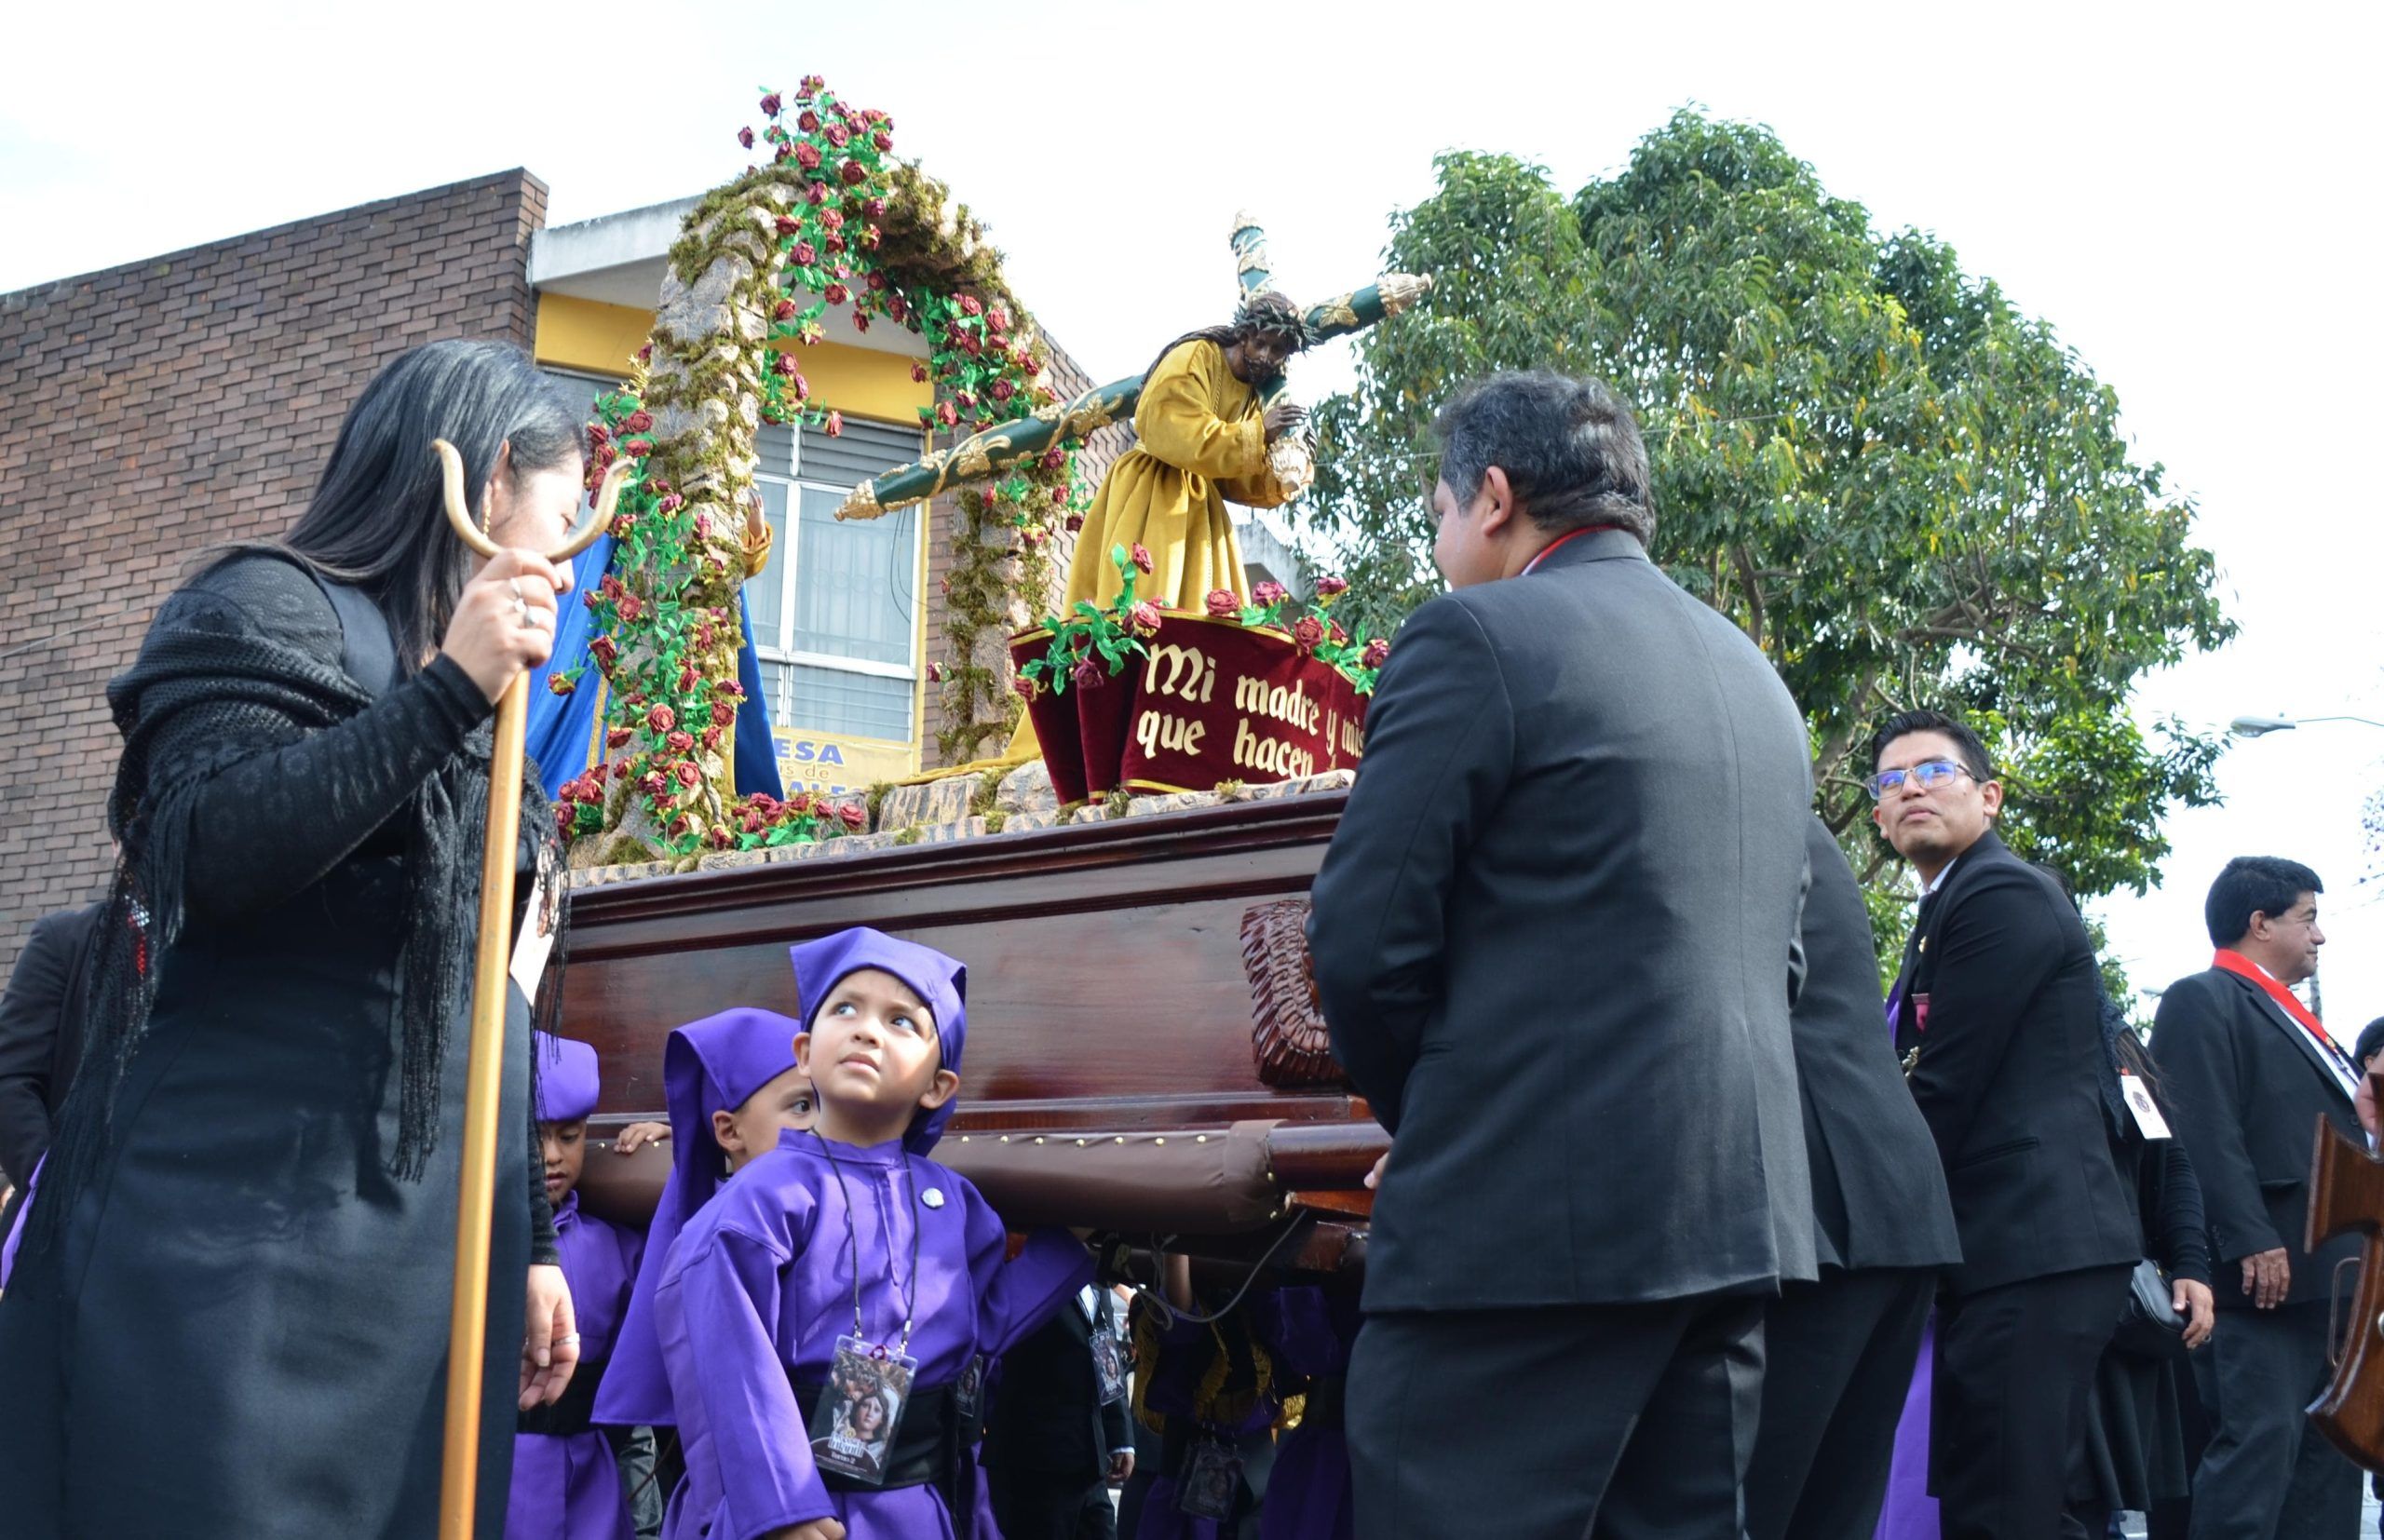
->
[1141,290,1309,393]
[275,339,583,669]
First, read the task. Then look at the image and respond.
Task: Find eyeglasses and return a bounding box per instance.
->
[1867,759,1974,800]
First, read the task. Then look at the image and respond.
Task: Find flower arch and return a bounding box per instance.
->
[553,79,1088,865]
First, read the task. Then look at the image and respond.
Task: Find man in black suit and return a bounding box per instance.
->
[2152,856,2363,1539]
[1872,709,2137,1540]
[0,902,102,1236]
[1742,816,1961,1540]
[984,1285,1132,1540]
[1308,371,1816,1540]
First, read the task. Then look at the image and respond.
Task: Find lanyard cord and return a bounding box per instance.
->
[814,1133,925,1357]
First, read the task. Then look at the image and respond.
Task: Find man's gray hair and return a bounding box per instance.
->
[1432,371,1656,543]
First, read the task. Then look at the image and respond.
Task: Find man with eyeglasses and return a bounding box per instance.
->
[1870,709,2137,1540]
[2151,857,2364,1539]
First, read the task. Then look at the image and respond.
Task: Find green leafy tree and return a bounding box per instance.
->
[1306,112,2232,968]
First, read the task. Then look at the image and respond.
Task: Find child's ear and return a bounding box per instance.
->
[711,1107,743,1156]
[917,1068,960,1112]
[793,1032,814,1078]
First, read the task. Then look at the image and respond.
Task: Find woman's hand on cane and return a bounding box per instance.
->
[441,549,571,705]
[520,1263,580,1409]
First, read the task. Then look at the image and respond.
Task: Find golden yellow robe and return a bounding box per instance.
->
[935,338,1294,777]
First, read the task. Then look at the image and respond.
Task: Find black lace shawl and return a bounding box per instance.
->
[33,553,558,1248]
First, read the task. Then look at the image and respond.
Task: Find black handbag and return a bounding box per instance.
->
[2112,1257,2188,1358]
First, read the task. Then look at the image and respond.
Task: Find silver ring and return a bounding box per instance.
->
[511,595,532,626]
[554,1332,581,1346]
[508,578,524,601]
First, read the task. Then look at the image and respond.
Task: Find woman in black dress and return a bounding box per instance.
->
[0,340,587,1536]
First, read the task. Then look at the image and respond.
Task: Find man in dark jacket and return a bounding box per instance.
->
[985,1286,1133,1540]
[0,901,102,1236]
[1309,371,1815,1539]
[1874,709,2138,1539]
[1743,816,1961,1540]
[2152,856,2363,1540]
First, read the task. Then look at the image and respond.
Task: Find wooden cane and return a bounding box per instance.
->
[432,439,628,1540]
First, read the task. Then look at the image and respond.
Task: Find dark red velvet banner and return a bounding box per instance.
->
[1011,612,1366,804]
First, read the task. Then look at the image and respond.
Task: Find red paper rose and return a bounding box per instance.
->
[625,409,654,433]
[958,294,983,317]
[774,215,800,236]
[911,362,929,384]
[1064,512,1085,533]
[760,92,782,115]
[639,770,667,797]
[1013,675,1040,702]
[1314,574,1349,597]
[839,160,867,186]
[797,109,820,131]
[667,730,695,753]
[1072,657,1105,691]
[1253,580,1288,607]
[1361,639,1391,669]
[794,142,821,171]
[1292,616,1325,655]
[1205,588,1240,619]
[589,635,618,666]
[674,762,701,789]
[1129,601,1162,637]
[738,127,755,150]
[825,411,845,437]
[823,282,848,304]
[547,672,574,696]
[821,120,843,145]
[647,704,675,732]
[838,803,867,831]
[1130,543,1154,574]
[606,726,633,750]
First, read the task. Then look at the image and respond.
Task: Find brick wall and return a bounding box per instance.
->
[917,338,1129,768]
[0,169,549,976]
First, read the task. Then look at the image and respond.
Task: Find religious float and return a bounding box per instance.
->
[541,80,1433,1282]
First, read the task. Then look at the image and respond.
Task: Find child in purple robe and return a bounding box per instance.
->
[595,1006,816,1437]
[508,1034,644,1540]
[653,927,1094,1540]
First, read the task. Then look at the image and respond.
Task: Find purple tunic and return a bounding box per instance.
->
[508,1188,643,1540]
[596,1007,805,1431]
[655,1129,1091,1540]
[1253,1287,1358,1540]
[1135,1304,1285,1540]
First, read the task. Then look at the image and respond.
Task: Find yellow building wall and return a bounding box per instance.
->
[533,293,933,423]
[533,290,937,787]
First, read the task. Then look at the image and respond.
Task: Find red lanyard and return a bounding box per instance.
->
[2213,949,2347,1060]
[1521,525,1620,574]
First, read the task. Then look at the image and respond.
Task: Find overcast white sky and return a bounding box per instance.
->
[7,1,2379,1018]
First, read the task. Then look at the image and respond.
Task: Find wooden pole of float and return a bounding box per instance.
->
[432,440,627,1540]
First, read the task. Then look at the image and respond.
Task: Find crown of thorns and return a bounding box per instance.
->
[1235,290,1311,349]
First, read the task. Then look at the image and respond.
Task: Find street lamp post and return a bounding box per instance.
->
[2229,714,2384,738]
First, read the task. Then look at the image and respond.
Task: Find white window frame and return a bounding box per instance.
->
[750,420,925,743]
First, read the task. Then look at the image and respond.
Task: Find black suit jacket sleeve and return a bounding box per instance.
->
[0,910,85,1189]
[1905,864,2066,1167]
[2153,976,2282,1263]
[1309,598,1514,1134]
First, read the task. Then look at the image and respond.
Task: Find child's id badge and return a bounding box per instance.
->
[1176,1439,1241,1520]
[1090,1314,1129,1406]
[955,1353,985,1426]
[807,1335,916,1486]
[2120,1071,2173,1141]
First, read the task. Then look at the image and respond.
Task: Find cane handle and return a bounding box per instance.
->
[431,439,628,562]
